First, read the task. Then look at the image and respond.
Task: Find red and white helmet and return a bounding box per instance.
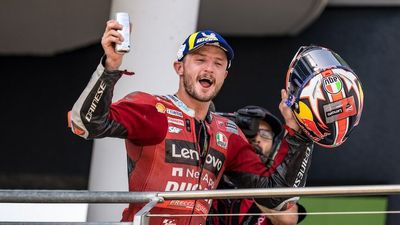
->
[285,45,364,148]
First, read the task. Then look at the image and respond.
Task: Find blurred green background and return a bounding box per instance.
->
[299,197,387,225]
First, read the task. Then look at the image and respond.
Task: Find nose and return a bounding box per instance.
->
[254,136,261,144]
[203,61,215,73]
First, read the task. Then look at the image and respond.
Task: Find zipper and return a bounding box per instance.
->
[197,120,210,168]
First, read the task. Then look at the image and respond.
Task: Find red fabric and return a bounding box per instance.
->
[110,92,167,145]
[284,124,296,136]
[111,93,258,225]
[225,135,289,176]
[96,92,294,225]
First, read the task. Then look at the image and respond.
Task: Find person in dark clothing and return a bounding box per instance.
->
[209,103,309,225]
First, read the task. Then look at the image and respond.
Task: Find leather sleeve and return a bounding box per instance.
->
[224,130,314,209]
[69,60,167,145]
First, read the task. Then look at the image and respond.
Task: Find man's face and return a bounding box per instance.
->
[252,120,274,157]
[180,45,228,102]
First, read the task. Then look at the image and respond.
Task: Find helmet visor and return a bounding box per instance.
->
[288,46,351,100]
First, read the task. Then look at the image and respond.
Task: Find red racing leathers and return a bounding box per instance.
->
[69,61,314,225]
[207,146,309,225]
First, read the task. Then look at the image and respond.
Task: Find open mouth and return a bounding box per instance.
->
[199,78,213,88]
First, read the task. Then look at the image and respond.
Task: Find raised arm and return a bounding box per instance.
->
[68,20,167,144]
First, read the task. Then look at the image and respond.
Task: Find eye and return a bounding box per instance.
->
[214,61,223,67]
[196,58,205,63]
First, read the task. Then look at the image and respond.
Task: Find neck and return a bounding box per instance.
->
[176,90,209,121]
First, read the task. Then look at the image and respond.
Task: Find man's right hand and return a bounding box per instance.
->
[101,20,125,71]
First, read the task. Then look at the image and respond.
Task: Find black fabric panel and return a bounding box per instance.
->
[0,44,103,189]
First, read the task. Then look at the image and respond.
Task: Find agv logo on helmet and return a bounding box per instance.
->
[285,45,364,148]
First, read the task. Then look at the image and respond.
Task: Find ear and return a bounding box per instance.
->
[173,61,184,76]
[224,70,228,79]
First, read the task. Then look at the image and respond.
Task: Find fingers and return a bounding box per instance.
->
[105,20,123,33]
[101,29,123,45]
[102,21,124,46]
[279,88,300,132]
[279,89,289,109]
[101,20,125,70]
[281,89,288,100]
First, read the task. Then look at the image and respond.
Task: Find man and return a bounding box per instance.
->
[209,104,308,225]
[69,20,313,225]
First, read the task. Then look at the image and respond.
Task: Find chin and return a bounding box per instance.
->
[198,96,213,102]
[196,91,215,101]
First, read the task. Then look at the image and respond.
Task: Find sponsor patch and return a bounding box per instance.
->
[158,200,195,211]
[323,74,342,94]
[165,139,225,176]
[171,167,184,177]
[323,96,357,124]
[225,120,238,134]
[166,95,195,117]
[165,139,199,166]
[162,218,177,225]
[196,32,219,44]
[216,132,228,149]
[203,148,225,176]
[155,103,166,113]
[168,126,182,134]
[165,181,206,191]
[168,117,185,126]
[216,120,225,130]
[157,95,174,105]
[85,81,107,122]
[194,200,211,215]
[166,108,183,118]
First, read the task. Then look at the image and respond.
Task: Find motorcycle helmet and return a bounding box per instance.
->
[285,45,364,147]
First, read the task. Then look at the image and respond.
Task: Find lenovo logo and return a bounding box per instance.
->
[165,140,226,176]
[203,148,225,176]
[166,140,199,166]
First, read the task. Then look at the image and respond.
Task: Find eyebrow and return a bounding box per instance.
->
[192,52,226,61]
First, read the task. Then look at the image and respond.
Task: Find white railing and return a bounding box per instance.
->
[1,185,400,225]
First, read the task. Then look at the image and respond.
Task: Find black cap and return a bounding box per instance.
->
[237,105,283,138]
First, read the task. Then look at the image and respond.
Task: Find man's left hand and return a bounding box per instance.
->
[279,89,300,132]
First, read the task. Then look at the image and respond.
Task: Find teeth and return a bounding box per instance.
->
[200,78,212,84]
[198,75,214,85]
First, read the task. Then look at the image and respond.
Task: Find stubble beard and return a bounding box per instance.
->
[183,75,221,102]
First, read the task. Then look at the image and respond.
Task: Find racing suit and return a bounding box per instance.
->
[207,143,309,225]
[69,61,314,225]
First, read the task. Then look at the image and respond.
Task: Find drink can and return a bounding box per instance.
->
[115,12,130,54]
